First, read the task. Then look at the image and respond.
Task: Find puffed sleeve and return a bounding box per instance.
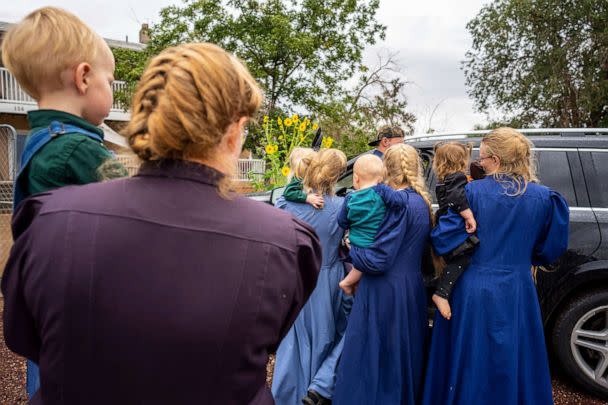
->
[373,184,410,210]
[349,209,408,275]
[532,190,569,266]
[274,217,322,345]
[337,194,350,230]
[1,194,50,362]
[430,209,469,256]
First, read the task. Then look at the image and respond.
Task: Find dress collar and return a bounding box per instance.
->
[136,159,225,186]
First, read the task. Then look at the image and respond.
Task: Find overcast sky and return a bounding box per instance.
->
[1,0,492,134]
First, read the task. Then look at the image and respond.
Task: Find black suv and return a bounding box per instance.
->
[253,130,608,399]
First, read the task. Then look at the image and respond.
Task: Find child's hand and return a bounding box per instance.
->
[465,217,477,233]
[339,278,359,295]
[432,294,452,320]
[306,193,324,209]
[460,208,477,233]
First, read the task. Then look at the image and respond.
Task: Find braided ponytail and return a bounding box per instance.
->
[385,144,444,274]
[123,43,263,196]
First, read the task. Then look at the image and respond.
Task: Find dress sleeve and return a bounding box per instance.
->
[373,184,410,210]
[337,195,350,230]
[274,218,322,345]
[1,194,49,362]
[283,177,307,203]
[349,209,408,275]
[532,190,570,266]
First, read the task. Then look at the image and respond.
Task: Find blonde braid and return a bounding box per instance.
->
[122,43,263,198]
[127,55,174,161]
[385,144,444,274]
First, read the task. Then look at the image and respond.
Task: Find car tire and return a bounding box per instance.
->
[552,289,608,400]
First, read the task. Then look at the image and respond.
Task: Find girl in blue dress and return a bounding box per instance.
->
[334,144,432,404]
[272,148,351,405]
[423,128,569,405]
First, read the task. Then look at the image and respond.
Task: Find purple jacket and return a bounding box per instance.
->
[2,159,321,405]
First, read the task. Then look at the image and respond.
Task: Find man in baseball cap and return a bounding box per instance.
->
[369,125,405,158]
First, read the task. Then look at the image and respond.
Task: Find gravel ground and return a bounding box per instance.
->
[1,298,606,404]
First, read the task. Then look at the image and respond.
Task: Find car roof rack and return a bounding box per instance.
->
[406,128,608,142]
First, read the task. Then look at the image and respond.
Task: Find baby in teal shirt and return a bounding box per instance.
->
[338,154,386,294]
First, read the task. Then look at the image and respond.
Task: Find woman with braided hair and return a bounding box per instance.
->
[2,43,322,404]
[333,144,431,404]
[272,148,352,405]
[422,128,569,405]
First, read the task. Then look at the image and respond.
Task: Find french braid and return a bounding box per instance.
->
[122,43,263,197]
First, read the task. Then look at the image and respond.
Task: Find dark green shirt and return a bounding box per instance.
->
[346,187,386,248]
[24,110,125,196]
[283,177,307,203]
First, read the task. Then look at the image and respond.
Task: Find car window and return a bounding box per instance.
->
[536,151,577,206]
[336,172,353,190]
[582,151,608,207]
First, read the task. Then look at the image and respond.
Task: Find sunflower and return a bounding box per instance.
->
[277,117,283,126]
[284,118,293,127]
[312,123,319,131]
[299,122,307,131]
[263,115,269,123]
[292,114,299,122]
[265,144,277,154]
[281,166,291,177]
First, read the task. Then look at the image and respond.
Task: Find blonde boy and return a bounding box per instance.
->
[2,7,126,203]
[338,154,386,294]
[2,7,125,398]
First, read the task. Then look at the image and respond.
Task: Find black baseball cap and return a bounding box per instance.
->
[368,125,405,147]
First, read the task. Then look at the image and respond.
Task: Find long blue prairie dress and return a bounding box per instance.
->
[271,196,350,404]
[423,176,569,405]
[334,187,430,404]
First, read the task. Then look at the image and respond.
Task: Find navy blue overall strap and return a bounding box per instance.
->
[13,121,105,210]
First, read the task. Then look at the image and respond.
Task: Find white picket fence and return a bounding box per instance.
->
[237,159,265,181]
[112,154,265,182]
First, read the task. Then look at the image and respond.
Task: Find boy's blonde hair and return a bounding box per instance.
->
[481,127,538,196]
[1,7,102,100]
[124,43,263,196]
[432,142,473,180]
[289,147,316,179]
[354,154,385,183]
[303,148,347,196]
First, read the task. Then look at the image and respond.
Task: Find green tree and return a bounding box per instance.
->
[322,52,416,158]
[464,0,608,128]
[141,0,385,112]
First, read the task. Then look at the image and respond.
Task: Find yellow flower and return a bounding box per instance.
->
[312,123,319,131]
[322,136,334,148]
[272,144,279,153]
[284,118,293,127]
[265,144,277,154]
[277,117,283,126]
[281,166,290,177]
[292,114,299,122]
[263,115,269,123]
[300,135,306,142]
[299,122,307,131]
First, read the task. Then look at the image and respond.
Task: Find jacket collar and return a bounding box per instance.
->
[136,159,225,186]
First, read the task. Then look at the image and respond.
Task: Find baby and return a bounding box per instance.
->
[338,154,387,294]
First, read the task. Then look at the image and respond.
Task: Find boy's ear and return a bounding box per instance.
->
[74,62,92,95]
